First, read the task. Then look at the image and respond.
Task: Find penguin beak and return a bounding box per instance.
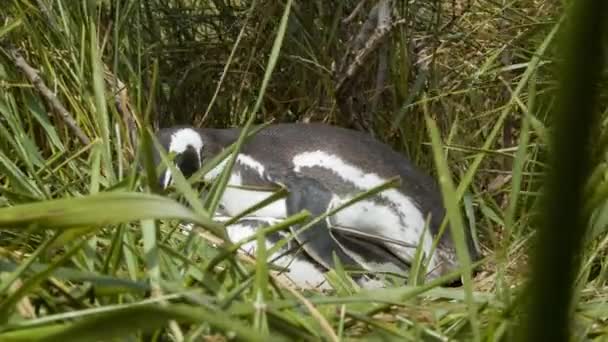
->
[160,169,173,189]
[156,151,176,190]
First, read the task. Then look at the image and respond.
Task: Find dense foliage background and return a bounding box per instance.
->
[0,0,607,340]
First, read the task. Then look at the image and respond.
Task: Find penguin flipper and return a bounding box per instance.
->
[284,175,361,272]
[328,227,410,276]
[221,215,331,289]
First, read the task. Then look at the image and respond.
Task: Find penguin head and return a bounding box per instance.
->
[153,127,205,189]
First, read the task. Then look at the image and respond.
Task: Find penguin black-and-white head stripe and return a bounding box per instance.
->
[152,123,480,289]
[155,127,204,188]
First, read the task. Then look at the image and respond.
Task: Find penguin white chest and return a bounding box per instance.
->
[217,154,288,219]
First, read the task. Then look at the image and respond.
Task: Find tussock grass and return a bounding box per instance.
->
[0,0,607,341]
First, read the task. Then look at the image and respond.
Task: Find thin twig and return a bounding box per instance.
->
[336,18,405,95]
[370,0,392,132]
[104,66,138,151]
[335,1,403,131]
[342,0,368,24]
[9,48,91,145]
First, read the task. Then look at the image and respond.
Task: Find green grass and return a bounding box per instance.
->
[0,0,607,340]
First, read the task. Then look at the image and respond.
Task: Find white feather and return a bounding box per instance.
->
[292,150,438,269]
[218,154,288,219]
[168,128,204,154]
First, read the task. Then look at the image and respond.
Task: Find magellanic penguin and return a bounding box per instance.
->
[153,123,479,290]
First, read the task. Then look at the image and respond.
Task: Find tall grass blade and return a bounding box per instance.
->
[425,114,479,341]
[0,192,220,230]
[522,2,608,341]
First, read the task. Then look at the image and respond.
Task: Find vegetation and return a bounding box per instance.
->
[0,0,606,340]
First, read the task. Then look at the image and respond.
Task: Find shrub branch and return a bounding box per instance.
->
[8,48,91,145]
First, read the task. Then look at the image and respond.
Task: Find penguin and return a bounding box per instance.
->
[152,122,479,289]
